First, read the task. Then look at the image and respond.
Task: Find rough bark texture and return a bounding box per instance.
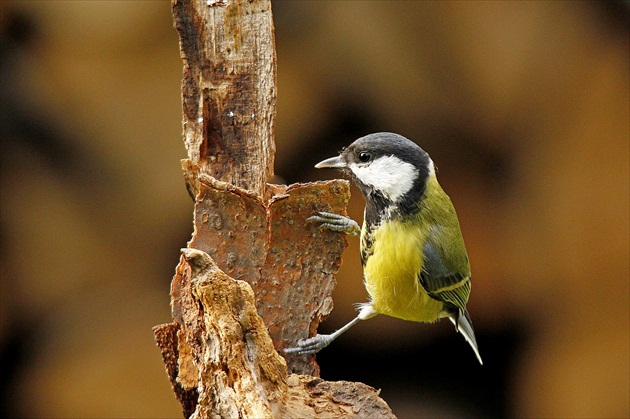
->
[174,0,276,197]
[155,250,396,419]
[154,323,199,418]
[174,249,287,418]
[184,175,350,375]
[154,0,396,417]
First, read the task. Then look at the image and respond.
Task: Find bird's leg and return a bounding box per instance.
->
[285,304,377,355]
[286,213,365,355]
[284,317,360,355]
[307,211,360,236]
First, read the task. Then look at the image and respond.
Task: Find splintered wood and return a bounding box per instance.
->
[156,249,395,419]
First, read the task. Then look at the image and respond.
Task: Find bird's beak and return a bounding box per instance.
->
[315,155,346,169]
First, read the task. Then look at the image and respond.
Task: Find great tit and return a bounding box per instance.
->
[285,132,482,364]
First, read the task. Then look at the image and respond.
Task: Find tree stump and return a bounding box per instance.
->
[153,1,396,417]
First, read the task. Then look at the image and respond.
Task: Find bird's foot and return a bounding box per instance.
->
[307,211,360,236]
[284,334,334,355]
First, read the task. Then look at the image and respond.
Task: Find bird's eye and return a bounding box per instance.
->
[358,151,372,163]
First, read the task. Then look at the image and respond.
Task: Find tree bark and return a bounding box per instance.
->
[153,1,396,417]
[174,0,275,197]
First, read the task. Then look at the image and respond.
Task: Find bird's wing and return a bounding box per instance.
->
[418,232,471,311]
[418,226,482,363]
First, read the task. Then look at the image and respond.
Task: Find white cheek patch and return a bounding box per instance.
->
[350,155,419,202]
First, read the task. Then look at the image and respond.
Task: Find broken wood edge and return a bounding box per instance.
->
[183,161,349,205]
[153,248,395,418]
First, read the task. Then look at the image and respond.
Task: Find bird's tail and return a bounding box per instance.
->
[449,309,483,365]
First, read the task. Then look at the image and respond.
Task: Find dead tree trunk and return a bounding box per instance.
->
[153,1,396,417]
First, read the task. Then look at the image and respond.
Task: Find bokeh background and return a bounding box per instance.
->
[1,1,628,417]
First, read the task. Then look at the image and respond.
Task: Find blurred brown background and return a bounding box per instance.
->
[1,1,628,418]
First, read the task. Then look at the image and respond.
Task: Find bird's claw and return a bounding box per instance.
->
[307,211,360,236]
[284,334,333,356]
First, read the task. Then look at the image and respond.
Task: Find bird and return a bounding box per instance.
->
[285,132,482,364]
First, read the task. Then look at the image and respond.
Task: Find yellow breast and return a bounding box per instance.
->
[362,219,444,322]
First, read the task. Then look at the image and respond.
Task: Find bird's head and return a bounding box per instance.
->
[315,132,434,206]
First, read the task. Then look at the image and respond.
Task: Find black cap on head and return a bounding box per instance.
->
[342,132,431,170]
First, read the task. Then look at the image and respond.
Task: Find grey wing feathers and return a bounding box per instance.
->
[419,239,482,364]
[419,240,471,311]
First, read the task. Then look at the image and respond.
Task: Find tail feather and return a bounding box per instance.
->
[449,309,483,365]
